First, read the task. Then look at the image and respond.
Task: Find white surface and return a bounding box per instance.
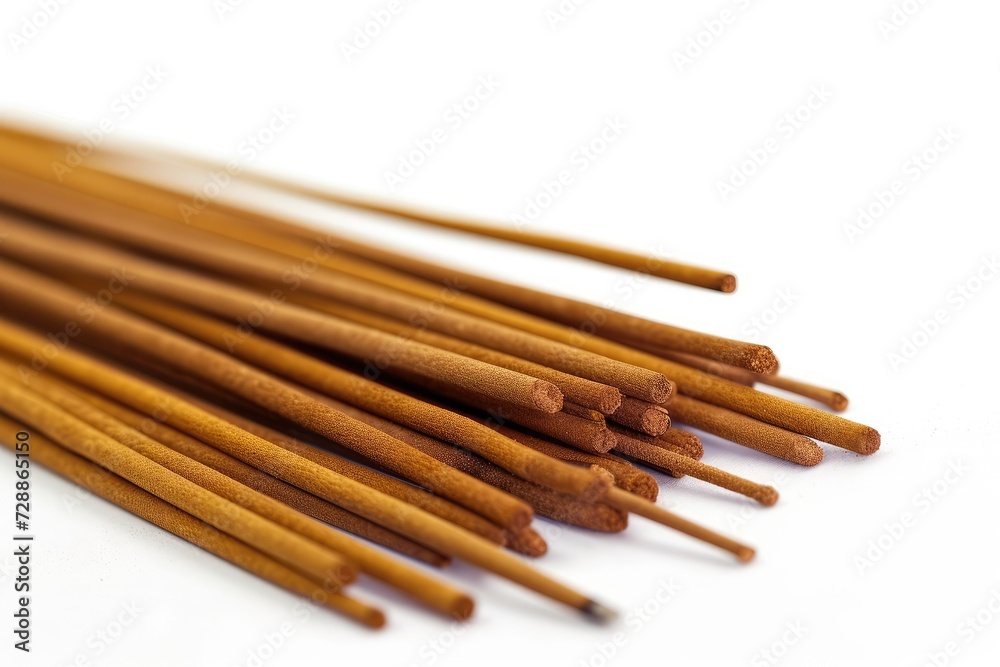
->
[2,1,1000,665]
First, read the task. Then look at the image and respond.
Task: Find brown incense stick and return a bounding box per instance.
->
[104,290,611,501]
[77,389,455,569]
[753,374,849,412]
[609,397,671,436]
[609,426,779,506]
[656,427,705,461]
[292,298,623,414]
[0,132,877,452]
[0,417,386,628]
[82,135,737,292]
[300,392,629,534]
[667,395,824,466]
[0,255,535,532]
[0,172,669,404]
[0,317,616,619]
[0,379,356,589]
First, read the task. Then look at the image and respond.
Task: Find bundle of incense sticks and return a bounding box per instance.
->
[0,120,880,628]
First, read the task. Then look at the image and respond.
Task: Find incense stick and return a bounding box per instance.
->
[0,416,386,628]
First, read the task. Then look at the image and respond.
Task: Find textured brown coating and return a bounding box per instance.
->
[0,212,561,415]
[0,257,531,532]
[0,137,878,452]
[667,395,824,466]
[753,374,849,412]
[110,292,608,502]
[656,350,757,385]
[80,390,453,568]
[75,136,734,292]
[0,418,386,628]
[159,197,874,452]
[310,395,628,533]
[0,318,609,616]
[610,397,671,436]
[0,362,375,582]
[611,429,779,506]
[417,382,619,455]
[655,428,705,461]
[427,399,753,560]
[483,424,660,502]
[605,488,754,562]
[562,402,608,425]
[191,398,509,547]
[297,299,623,414]
[0,379,354,589]
[0,169,667,405]
[505,528,549,558]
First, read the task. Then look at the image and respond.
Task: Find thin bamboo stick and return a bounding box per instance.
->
[0,138,878,452]
[0,380,356,589]
[77,389,454,569]
[0,254,534,531]
[107,290,610,501]
[0,416,386,628]
[667,395,824,466]
[0,317,616,619]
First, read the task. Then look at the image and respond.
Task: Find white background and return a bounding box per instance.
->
[2,1,1000,666]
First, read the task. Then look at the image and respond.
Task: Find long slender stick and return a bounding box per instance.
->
[0,380,356,589]
[77,389,455,569]
[0,135,877,451]
[667,395,824,466]
[0,254,534,532]
[74,132,737,292]
[0,168,668,404]
[0,317,615,619]
[0,416,386,628]
[292,298,623,414]
[105,290,610,501]
[609,426,779,506]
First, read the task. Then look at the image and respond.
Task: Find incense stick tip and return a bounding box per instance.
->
[743,346,779,375]
[858,426,880,455]
[736,546,756,563]
[758,485,779,506]
[451,596,476,621]
[830,392,849,412]
[582,599,618,624]
[720,274,737,293]
[532,380,564,413]
[792,438,824,467]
